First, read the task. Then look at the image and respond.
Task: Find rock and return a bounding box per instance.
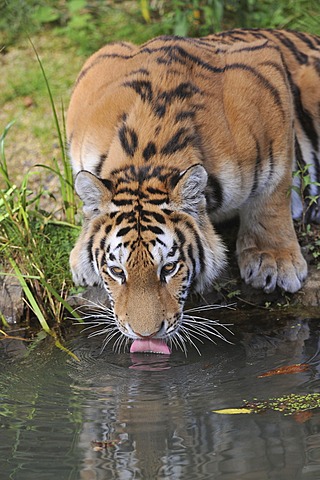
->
[296,266,320,307]
[68,286,110,313]
[0,274,24,324]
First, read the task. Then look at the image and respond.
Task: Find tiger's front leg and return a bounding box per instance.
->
[236,178,307,293]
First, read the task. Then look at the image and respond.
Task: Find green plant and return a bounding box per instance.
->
[141,0,320,36]
[0,121,81,358]
[31,41,76,224]
[292,163,320,227]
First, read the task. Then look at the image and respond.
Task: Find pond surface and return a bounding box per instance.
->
[1,309,320,480]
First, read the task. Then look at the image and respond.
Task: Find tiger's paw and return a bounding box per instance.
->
[238,247,308,293]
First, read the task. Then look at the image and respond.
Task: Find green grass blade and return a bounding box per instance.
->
[40,278,82,321]
[0,121,15,189]
[8,257,51,334]
[29,40,76,224]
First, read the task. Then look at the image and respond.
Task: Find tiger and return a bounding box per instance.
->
[67,28,320,354]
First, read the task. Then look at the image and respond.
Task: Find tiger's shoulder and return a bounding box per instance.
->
[67,29,304,173]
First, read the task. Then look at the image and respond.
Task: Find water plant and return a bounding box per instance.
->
[213,393,320,416]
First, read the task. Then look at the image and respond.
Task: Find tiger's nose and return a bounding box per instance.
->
[131,321,165,339]
[133,330,156,339]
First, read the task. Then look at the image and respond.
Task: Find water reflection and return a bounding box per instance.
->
[1,313,320,479]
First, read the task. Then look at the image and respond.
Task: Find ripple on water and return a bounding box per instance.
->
[1,314,320,480]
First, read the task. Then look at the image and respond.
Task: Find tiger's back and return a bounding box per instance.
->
[67,29,319,353]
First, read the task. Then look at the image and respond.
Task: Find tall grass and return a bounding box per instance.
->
[0,50,81,358]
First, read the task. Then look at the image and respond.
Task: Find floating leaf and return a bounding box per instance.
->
[213,408,253,415]
[258,363,309,378]
[245,393,320,416]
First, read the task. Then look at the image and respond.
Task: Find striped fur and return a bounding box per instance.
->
[67,29,319,341]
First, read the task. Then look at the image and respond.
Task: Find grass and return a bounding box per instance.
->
[0,51,82,357]
[0,118,81,343]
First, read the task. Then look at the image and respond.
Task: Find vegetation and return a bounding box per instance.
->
[0,1,320,343]
[213,393,320,416]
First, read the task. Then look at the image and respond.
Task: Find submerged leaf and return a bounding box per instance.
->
[258,363,310,378]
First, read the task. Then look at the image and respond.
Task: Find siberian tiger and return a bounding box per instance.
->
[67,29,320,354]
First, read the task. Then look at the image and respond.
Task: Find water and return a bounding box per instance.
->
[1,310,320,480]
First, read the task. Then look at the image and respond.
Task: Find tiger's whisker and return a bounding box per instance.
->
[178,326,203,355]
[184,303,236,313]
[88,326,116,338]
[101,330,122,353]
[183,321,233,344]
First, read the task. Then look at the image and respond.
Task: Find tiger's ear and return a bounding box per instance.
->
[171,164,208,218]
[74,170,113,217]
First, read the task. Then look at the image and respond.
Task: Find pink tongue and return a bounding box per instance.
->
[130,339,171,355]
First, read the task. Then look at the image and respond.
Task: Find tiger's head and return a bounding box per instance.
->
[70,164,226,353]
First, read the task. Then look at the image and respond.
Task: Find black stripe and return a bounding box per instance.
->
[112,198,133,206]
[267,141,275,182]
[100,237,106,250]
[101,178,113,191]
[188,243,196,279]
[206,174,223,210]
[115,211,135,225]
[118,125,138,157]
[148,198,168,205]
[175,227,186,246]
[148,225,164,235]
[175,110,196,122]
[250,138,262,196]
[271,30,308,65]
[185,220,205,273]
[117,226,132,237]
[289,30,318,49]
[105,225,112,235]
[115,187,140,195]
[92,222,102,235]
[123,79,153,102]
[161,128,197,155]
[146,186,166,195]
[125,68,150,77]
[143,211,166,224]
[87,237,94,264]
[217,41,278,55]
[143,142,157,161]
[94,247,100,265]
[96,153,108,177]
[288,73,318,152]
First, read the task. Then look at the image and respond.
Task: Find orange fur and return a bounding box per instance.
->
[67,29,319,345]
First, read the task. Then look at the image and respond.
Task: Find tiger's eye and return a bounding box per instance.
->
[162,262,177,275]
[109,266,125,280]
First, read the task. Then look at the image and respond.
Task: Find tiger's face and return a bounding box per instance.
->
[70,164,226,353]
